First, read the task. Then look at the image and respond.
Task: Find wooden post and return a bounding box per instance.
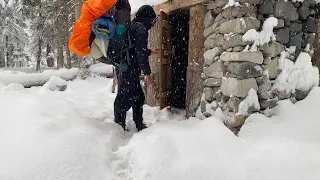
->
[312,7,320,69]
[146,17,162,106]
[186,5,206,118]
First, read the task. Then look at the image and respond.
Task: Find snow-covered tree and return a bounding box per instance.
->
[0,0,29,67]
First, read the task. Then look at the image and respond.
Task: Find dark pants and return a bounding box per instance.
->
[114,70,145,129]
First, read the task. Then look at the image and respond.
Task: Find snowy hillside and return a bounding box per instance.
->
[0,73,319,180]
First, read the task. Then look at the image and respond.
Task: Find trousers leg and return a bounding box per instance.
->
[132,83,146,126]
[114,86,132,130]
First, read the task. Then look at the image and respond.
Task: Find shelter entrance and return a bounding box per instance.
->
[159,9,190,110]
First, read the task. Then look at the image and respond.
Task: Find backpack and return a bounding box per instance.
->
[91,0,134,72]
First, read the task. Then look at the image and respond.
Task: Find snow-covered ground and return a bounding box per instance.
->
[0,72,320,180]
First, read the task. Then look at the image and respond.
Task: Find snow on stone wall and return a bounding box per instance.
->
[199,0,319,133]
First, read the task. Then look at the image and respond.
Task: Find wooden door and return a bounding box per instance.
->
[159,11,173,110]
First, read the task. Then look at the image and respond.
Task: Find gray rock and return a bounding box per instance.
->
[294,90,310,101]
[298,6,310,20]
[205,11,215,28]
[275,19,285,29]
[227,96,243,112]
[220,52,264,64]
[302,1,309,7]
[263,57,272,65]
[204,47,224,65]
[207,2,218,10]
[258,79,272,93]
[274,0,299,21]
[204,87,214,102]
[302,0,310,7]
[258,0,274,15]
[222,95,230,103]
[213,8,223,15]
[263,57,281,80]
[288,34,304,52]
[217,17,261,34]
[216,90,222,102]
[250,13,257,18]
[226,73,246,80]
[201,73,208,79]
[260,98,278,110]
[215,13,224,23]
[216,0,227,7]
[304,33,316,46]
[233,46,245,52]
[201,100,207,113]
[204,61,225,78]
[260,42,285,58]
[275,27,290,44]
[203,78,222,87]
[223,111,249,128]
[308,0,317,6]
[285,19,291,26]
[227,62,263,78]
[235,0,261,4]
[290,22,303,32]
[203,112,212,117]
[256,74,269,85]
[221,78,258,98]
[226,48,233,52]
[258,91,270,100]
[290,97,298,104]
[221,35,249,49]
[303,0,316,7]
[303,17,316,33]
[58,85,67,91]
[257,14,265,22]
[293,2,300,8]
[222,6,257,18]
[204,33,224,50]
[276,90,292,100]
[204,21,223,39]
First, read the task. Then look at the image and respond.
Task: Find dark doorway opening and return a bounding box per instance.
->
[168,9,190,109]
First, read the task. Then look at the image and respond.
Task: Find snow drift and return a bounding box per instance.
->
[0,74,320,180]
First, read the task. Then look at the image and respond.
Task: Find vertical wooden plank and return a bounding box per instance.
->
[159,11,166,108]
[186,5,206,118]
[147,18,161,106]
[159,11,173,110]
[312,15,320,69]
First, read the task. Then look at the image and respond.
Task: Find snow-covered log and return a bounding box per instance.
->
[0,66,114,88]
[0,68,79,88]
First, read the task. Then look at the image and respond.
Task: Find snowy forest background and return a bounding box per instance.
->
[0,0,89,71]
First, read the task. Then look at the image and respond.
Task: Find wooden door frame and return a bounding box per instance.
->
[159,10,173,110]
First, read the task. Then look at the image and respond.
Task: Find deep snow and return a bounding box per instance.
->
[0,72,320,180]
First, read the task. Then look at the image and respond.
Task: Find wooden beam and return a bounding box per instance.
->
[186,4,206,118]
[131,0,206,19]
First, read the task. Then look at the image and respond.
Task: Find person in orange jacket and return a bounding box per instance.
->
[68,0,117,57]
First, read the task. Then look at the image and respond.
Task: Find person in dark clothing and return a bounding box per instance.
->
[114,5,157,131]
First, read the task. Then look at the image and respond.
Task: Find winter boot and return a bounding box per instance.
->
[135,120,147,131]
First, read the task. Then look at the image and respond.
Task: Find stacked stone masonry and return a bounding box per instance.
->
[200,0,318,132]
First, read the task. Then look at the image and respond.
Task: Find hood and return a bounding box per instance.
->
[133,5,156,30]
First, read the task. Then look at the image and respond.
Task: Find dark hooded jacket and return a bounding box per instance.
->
[125,5,156,77]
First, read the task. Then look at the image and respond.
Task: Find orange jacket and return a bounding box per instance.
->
[69,0,117,56]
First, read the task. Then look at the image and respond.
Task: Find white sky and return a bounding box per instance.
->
[129,0,167,14]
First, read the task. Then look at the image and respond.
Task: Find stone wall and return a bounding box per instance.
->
[199,0,319,133]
